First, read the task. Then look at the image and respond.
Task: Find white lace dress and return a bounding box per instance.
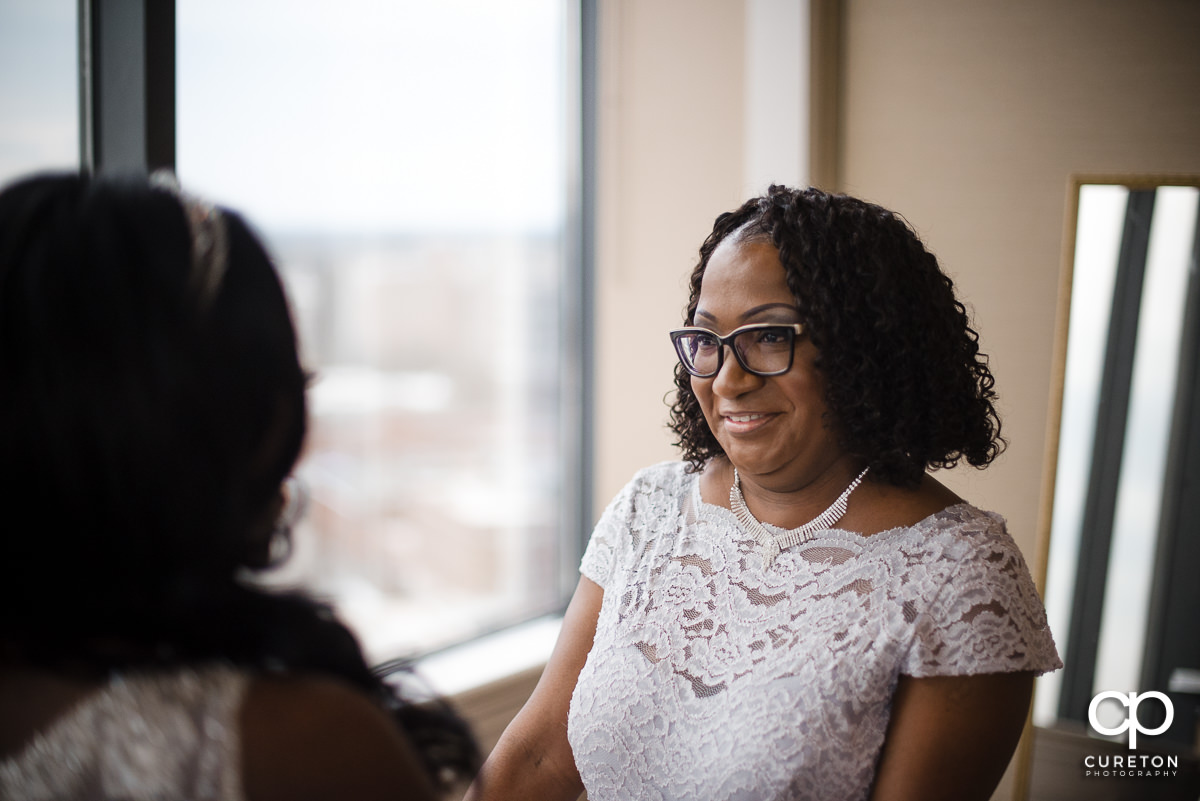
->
[0,666,248,801]
[567,461,1061,801]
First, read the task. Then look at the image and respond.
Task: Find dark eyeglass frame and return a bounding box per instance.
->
[669,322,805,378]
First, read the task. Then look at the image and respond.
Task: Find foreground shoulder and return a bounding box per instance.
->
[241,674,435,801]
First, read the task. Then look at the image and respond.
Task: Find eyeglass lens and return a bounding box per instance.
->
[675,326,795,376]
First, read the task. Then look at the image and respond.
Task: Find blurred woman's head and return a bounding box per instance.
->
[0,172,307,654]
[669,185,1004,487]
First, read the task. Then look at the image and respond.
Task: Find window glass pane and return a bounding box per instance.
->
[178,0,573,660]
[1093,186,1199,699]
[1034,185,1127,726]
[0,1,78,182]
[1036,185,1200,727]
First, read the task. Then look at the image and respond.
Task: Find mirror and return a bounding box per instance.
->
[1025,176,1200,800]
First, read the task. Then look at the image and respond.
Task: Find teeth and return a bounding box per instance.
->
[727,414,765,423]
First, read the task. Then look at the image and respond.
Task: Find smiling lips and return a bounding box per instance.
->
[721,412,777,434]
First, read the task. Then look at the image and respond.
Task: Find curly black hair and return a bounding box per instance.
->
[668,185,1004,487]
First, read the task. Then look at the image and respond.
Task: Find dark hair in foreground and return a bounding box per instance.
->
[669,185,1004,487]
[0,172,477,787]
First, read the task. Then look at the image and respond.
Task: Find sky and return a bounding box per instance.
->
[0,0,78,180]
[0,0,568,235]
[176,0,567,235]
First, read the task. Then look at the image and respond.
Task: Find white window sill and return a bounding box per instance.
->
[413,614,563,697]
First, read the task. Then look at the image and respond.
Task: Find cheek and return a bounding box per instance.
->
[784,379,827,420]
[788,352,828,403]
[785,374,836,431]
[690,377,716,417]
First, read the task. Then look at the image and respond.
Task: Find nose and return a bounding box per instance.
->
[710,345,763,398]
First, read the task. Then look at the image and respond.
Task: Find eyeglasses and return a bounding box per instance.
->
[669,323,805,378]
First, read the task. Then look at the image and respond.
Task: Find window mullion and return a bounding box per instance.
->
[81,0,175,175]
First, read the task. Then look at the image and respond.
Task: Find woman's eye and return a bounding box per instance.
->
[694,334,719,350]
[755,329,786,344]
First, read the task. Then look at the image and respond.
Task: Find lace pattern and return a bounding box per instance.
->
[567,461,1060,801]
[0,665,248,801]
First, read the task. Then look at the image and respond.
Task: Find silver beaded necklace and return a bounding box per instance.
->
[729,466,869,567]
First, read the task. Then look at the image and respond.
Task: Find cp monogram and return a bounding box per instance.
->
[1088,691,1174,749]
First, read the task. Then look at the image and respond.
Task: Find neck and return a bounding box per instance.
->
[729,454,867,529]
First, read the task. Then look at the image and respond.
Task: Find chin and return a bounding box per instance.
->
[721,448,784,475]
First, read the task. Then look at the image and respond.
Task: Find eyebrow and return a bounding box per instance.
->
[694,302,800,323]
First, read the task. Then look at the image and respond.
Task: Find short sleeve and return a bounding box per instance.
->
[579,475,640,590]
[901,514,1062,678]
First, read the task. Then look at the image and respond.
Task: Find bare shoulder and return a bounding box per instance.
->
[241,674,435,801]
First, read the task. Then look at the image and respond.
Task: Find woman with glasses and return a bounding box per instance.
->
[0,173,477,800]
[470,185,1060,801]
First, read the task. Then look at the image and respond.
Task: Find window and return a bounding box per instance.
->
[1037,183,1200,745]
[0,0,588,661]
[1,0,588,664]
[0,1,78,183]
[174,0,586,660]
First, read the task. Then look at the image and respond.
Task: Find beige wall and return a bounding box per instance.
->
[837,1,1200,556]
[593,0,748,509]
